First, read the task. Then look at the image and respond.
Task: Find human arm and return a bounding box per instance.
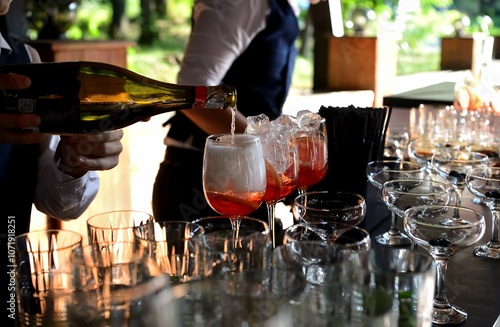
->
[177,0,271,134]
[34,130,124,220]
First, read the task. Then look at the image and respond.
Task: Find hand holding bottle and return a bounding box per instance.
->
[0,73,45,144]
[55,131,124,178]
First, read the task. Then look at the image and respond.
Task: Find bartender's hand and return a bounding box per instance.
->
[0,73,46,144]
[56,130,124,178]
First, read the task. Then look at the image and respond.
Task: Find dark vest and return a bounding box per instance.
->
[0,31,37,236]
[165,0,300,149]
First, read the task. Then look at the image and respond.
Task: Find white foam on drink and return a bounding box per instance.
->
[204,134,266,193]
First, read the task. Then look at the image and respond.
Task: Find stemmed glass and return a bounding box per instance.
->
[294,112,328,195]
[284,221,371,253]
[292,190,366,226]
[202,133,267,239]
[384,125,410,159]
[366,160,426,246]
[381,178,452,248]
[430,150,489,224]
[404,205,485,325]
[246,114,299,248]
[466,166,500,259]
[262,135,298,248]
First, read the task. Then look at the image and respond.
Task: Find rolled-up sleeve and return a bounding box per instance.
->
[34,136,99,220]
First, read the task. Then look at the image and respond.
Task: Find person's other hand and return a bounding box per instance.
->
[0,73,46,144]
[56,130,124,178]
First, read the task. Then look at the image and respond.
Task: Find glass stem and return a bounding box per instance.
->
[388,212,401,236]
[489,208,500,245]
[453,188,463,219]
[433,256,451,310]
[230,218,242,249]
[266,202,277,248]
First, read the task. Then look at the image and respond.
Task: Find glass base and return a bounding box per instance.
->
[432,304,467,325]
[474,243,500,260]
[375,231,412,247]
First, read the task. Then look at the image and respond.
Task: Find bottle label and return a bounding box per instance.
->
[193,86,207,108]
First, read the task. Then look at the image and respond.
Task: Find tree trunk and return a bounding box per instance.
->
[153,0,167,16]
[109,0,126,39]
[139,0,157,45]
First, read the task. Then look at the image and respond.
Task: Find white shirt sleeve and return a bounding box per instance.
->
[177,0,271,85]
[33,136,99,220]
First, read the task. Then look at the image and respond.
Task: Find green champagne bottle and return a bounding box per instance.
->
[0,61,237,134]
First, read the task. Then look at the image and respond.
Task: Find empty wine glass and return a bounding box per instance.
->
[430,150,489,222]
[466,166,500,259]
[203,133,267,238]
[292,190,366,226]
[366,160,426,246]
[404,205,485,325]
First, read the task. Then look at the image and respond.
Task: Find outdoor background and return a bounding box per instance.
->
[25,0,500,92]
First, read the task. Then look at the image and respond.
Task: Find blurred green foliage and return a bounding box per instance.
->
[60,0,499,88]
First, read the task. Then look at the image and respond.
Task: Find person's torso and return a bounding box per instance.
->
[0,32,38,235]
[166,0,299,149]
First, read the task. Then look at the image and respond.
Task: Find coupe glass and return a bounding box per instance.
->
[292,190,366,226]
[295,129,328,195]
[466,166,500,259]
[284,221,371,254]
[382,178,452,249]
[407,138,457,173]
[203,133,266,236]
[404,205,485,325]
[430,150,489,213]
[366,160,426,246]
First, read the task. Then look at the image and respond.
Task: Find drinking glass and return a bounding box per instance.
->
[404,205,486,325]
[295,129,328,195]
[193,216,271,275]
[385,125,410,159]
[273,241,344,286]
[297,247,436,327]
[366,159,426,246]
[292,190,366,225]
[407,138,457,172]
[167,259,306,326]
[86,209,154,245]
[466,166,500,259]
[430,150,489,213]
[202,133,266,236]
[261,126,298,248]
[15,229,83,326]
[134,221,210,283]
[284,221,371,255]
[69,241,168,326]
[381,178,452,248]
